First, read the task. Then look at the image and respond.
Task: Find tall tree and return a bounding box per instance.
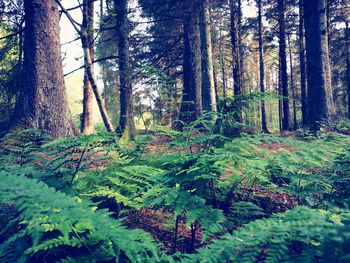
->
[345,20,350,117]
[81,0,95,135]
[346,21,350,116]
[179,1,202,124]
[200,0,217,112]
[230,0,243,124]
[13,0,77,138]
[278,0,290,131]
[115,0,135,141]
[257,0,269,133]
[288,33,297,130]
[298,0,307,125]
[304,0,336,130]
[56,0,114,133]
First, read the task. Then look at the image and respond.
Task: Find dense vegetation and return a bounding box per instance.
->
[1,0,350,262]
[1,123,350,262]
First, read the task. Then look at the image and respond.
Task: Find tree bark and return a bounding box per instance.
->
[13,0,77,138]
[278,0,290,131]
[81,0,95,135]
[288,33,297,130]
[230,0,243,123]
[258,0,269,133]
[219,25,227,98]
[304,0,336,130]
[179,1,202,125]
[346,21,350,116]
[298,0,308,126]
[115,0,135,140]
[200,0,217,112]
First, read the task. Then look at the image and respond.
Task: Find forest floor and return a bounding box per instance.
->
[1,128,350,261]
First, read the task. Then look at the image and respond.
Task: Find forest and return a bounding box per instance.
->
[0,0,350,262]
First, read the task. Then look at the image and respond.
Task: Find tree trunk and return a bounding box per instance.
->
[278,0,290,131]
[298,0,308,126]
[219,27,227,98]
[230,0,243,123]
[179,2,202,125]
[13,0,77,138]
[200,0,217,112]
[81,0,95,135]
[55,0,114,133]
[288,33,297,130]
[83,45,115,132]
[102,62,109,110]
[346,21,350,116]
[115,0,135,141]
[258,0,269,133]
[304,0,336,130]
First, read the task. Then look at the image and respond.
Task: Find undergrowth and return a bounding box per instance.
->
[1,124,350,262]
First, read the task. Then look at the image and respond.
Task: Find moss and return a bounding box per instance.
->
[119,125,132,145]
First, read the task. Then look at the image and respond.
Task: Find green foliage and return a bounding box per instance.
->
[74,164,164,210]
[143,186,226,241]
[0,129,125,191]
[187,206,350,263]
[0,172,164,263]
[0,129,52,174]
[0,18,22,132]
[2,128,350,262]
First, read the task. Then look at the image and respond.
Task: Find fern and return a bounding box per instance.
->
[74,164,164,210]
[0,172,164,263]
[142,187,226,241]
[187,206,349,263]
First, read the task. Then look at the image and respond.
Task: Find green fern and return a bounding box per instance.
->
[0,172,164,263]
[187,206,349,263]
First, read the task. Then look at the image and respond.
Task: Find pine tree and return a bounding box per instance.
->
[304,0,336,130]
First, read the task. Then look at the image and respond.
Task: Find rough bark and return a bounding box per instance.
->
[13,0,77,138]
[200,0,217,112]
[115,0,135,140]
[81,0,95,135]
[278,0,290,131]
[258,0,269,133]
[230,0,243,123]
[298,0,308,126]
[179,1,202,125]
[304,0,336,130]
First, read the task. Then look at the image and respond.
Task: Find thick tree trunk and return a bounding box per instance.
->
[81,0,95,135]
[179,2,202,125]
[278,0,290,131]
[298,0,308,126]
[304,0,336,130]
[258,0,269,133]
[200,0,217,112]
[115,0,135,141]
[14,0,77,138]
[230,0,243,123]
